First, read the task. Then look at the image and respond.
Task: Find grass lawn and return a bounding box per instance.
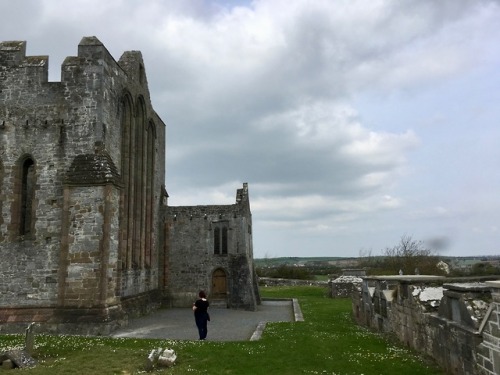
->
[313,274,330,281]
[0,286,443,374]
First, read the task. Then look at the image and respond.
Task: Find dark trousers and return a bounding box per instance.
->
[195,314,208,340]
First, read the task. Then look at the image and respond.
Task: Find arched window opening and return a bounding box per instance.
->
[120,93,134,270]
[133,97,147,268]
[145,121,156,267]
[120,94,155,271]
[20,158,35,236]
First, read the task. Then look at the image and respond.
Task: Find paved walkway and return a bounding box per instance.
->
[111,300,295,342]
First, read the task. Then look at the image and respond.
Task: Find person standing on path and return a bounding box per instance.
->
[192,290,210,340]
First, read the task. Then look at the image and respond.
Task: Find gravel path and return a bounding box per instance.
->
[111,300,295,342]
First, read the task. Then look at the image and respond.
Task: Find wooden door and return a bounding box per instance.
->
[212,269,227,297]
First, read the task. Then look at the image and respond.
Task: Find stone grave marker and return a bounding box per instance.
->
[25,322,35,355]
[0,323,37,369]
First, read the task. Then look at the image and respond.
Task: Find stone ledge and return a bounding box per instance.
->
[261,297,304,322]
[249,298,304,341]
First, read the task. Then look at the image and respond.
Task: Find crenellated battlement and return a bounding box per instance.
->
[0,37,142,87]
[0,40,49,84]
[0,41,28,66]
[0,36,159,166]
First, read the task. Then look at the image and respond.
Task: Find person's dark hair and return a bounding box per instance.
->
[199,290,206,299]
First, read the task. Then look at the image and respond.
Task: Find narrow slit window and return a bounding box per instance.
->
[20,158,35,235]
[222,227,228,255]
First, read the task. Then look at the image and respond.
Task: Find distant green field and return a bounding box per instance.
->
[254,256,356,267]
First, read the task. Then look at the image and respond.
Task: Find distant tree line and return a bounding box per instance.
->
[256,235,499,279]
[256,263,342,280]
[447,261,500,277]
[256,265,313,280]
[359,235,444,276]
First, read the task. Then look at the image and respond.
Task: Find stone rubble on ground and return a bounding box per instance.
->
[157,348,177,367]
[1,358,14,369]
[0,349,37,369]
[145,347,177,371]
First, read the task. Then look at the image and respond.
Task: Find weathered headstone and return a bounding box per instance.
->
[25,322,35,355]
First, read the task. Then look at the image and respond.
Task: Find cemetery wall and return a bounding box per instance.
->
[352,276,500,374]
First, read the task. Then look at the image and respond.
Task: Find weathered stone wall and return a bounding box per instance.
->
[164,184,260,310]
[0,241,59,307]
[477,281,500,375]
[0,37,165,333]
[329,275,362,298]
[0,41,67,314]
[352,275,500,375]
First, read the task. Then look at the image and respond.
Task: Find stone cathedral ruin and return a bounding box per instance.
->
[0,37,260,334]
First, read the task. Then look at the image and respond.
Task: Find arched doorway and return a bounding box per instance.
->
[212,269,227,298]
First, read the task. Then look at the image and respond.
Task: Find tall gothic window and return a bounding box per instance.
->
[214,227,220,255]
[120,94,134,269]
[213,222,228,255]
[145,121,156,267]
[132,98,146,268]
[221,227,228,255]
[120,94,155,270]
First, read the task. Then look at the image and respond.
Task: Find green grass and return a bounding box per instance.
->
[313,274,330,281]
[0,286,443,374]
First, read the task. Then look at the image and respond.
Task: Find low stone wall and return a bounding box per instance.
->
[352,275,500,375]
[259,277,328,287]
[330,275,362,298]
[477,281,500,375]
[259,275,362,298]
[0,289,163,335]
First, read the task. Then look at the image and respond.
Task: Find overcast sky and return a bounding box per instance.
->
[2,0,499,258]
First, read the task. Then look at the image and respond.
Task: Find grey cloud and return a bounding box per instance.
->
[2,0,499,257]
[168,124,415,202]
